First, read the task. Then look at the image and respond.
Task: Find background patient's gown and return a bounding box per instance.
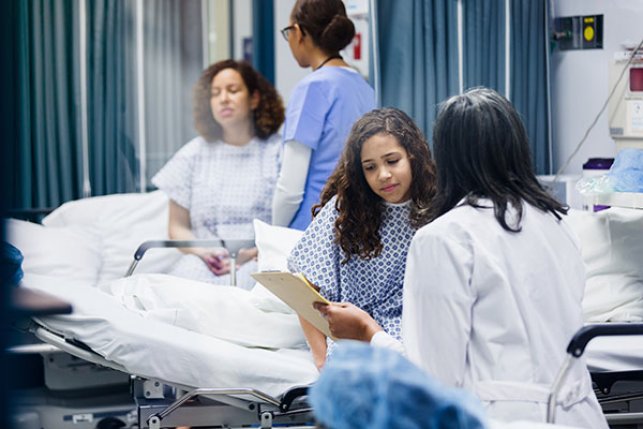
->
[152,134,281,288]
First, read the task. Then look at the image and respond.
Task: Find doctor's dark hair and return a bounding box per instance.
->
[290,0,355,54]
[314,108,437,262]
[193,59,285,142]
[430,87,567,232]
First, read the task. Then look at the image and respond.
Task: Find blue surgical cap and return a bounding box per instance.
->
[309,341,488,429]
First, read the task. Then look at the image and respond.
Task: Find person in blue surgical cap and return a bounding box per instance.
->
[310,341,487,429]
[272,0,376,231]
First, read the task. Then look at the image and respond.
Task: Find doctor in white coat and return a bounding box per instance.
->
[316,88,607,428]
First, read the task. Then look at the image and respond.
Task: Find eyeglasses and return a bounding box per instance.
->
[280,25,295,41]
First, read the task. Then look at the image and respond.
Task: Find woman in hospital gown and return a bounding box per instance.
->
[272,0,376,230]
[152,60,284,289]
[318,89,607,428]
[289,108,436,370]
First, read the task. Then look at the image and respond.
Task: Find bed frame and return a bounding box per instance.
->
[15,314,643,428]
[29,322,314,429]
[548,323,643,427]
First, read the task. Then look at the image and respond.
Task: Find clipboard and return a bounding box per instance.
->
[251,271,333,339]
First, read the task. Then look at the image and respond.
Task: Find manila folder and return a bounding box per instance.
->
[251,271,333,339]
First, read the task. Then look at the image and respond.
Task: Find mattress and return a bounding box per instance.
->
[23,273,318,398]
[585,335,643,372]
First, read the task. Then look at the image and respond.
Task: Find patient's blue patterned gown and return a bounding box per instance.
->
[152,134,281,288]
[287,195,416,349]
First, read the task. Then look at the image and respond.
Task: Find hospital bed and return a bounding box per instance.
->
[6,191,318,428]
[14,278,643,429]
[15,277,317,429]
[5,191,643,428]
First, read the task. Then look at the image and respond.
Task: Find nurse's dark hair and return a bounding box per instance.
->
[290,0,355,54]
[313,108,437,262]
[430,87,567,232]
[193,59,285,141]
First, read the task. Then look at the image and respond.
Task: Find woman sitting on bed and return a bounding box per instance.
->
[315,88,607,427]
[287,108,437,370]
[152,60,285,289]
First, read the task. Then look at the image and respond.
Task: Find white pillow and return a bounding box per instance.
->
[567,208,643,322]
[44,191,182,282]
[5,219,102,286]
[251,219,304,312]
[253,219,304,272]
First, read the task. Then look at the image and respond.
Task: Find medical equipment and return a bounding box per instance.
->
[609,47,643,151]
[537,175,583,210]
[555,39,643,181]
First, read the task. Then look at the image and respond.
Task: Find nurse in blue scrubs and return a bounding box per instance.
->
[272,0,376,231]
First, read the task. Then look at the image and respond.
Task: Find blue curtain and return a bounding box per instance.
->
[87,0,139,196]
[462,0,506,92]
[376,0,549,173]
[12,0,204,206]
[143,0,203,185]
[462,0,549,174]
[510,0,549,174]
[13,0,84,210]
[376,0,460,143]
[252,0,275,85]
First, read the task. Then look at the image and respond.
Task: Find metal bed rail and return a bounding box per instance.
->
[125,238,255,286]
[547,323,643,424]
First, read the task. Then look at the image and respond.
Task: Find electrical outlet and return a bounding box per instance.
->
[553,14,603,51]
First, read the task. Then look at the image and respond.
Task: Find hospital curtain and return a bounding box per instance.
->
[13,0,84,210]
[86,0,139,196]
[252,0,275,85]
[510,0,549,174]
[89,0,204,192]
[462,0,549,174]
[462,0,506,92]
[12,0,206,208]
[376,0,460,144]
[376,0,550,173]
[142,0,204,185]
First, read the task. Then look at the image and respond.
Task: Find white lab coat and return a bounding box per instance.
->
[402,201,607,428]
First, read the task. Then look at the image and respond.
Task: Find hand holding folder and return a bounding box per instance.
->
[251,271,334,339]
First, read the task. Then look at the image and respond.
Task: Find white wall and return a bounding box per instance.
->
[344,0,371,79]
[551,0,643,175]
[227,0,303,101]
[232,0,252,61]
[274,0,310,103]
[273,0,371,104]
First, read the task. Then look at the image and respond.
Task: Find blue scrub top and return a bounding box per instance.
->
[283,67,375,230]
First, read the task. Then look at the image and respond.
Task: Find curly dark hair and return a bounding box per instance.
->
[313,108,437,262]
[193,60,285,141]
[290,0,355,55]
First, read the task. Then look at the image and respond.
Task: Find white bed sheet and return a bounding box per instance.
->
[586,335,643,372]
[23,273,318,398]
[100,273,306,350]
